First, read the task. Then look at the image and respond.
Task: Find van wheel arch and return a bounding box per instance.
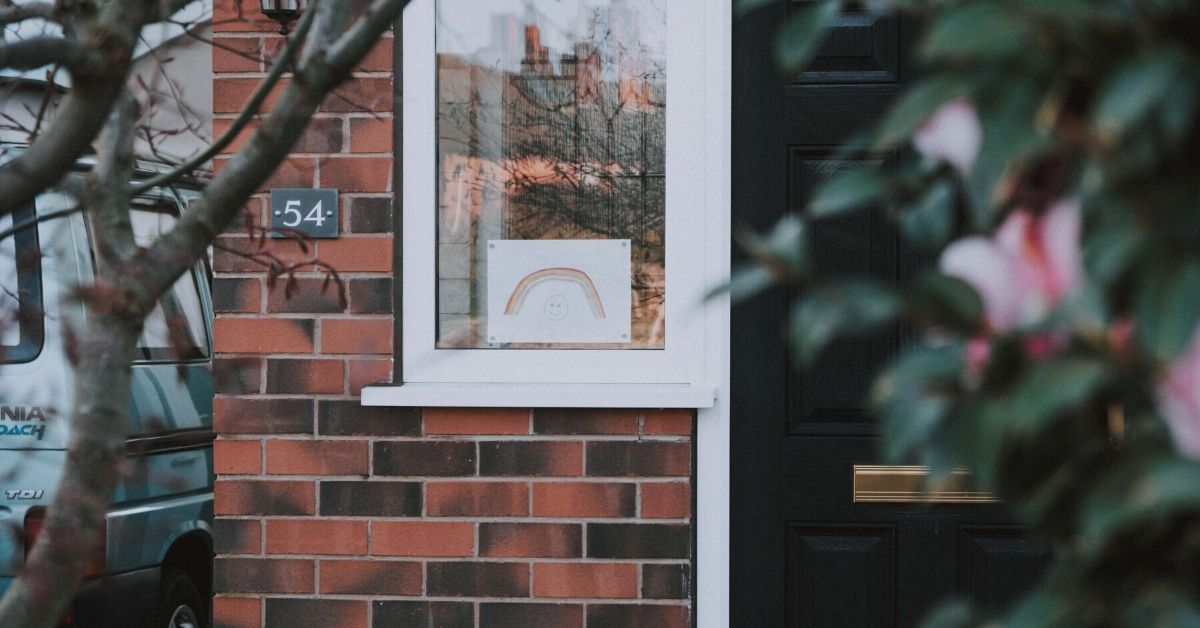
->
[160,532,212,603]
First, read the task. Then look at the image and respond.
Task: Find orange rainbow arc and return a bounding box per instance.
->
[504,267,606,318]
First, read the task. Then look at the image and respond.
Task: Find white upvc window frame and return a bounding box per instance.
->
[364,0,728,409]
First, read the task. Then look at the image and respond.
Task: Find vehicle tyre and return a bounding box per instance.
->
[154,569,206,628]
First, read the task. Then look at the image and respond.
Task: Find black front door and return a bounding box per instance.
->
[730,3,1048,626]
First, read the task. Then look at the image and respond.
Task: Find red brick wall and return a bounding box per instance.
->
[210,6,696,627]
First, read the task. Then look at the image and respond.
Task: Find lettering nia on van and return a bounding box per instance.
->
[0,406,49,440]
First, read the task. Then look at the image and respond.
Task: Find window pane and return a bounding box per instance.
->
[435,0,667,349]
[130,209,209,360]
[0,208,44,363]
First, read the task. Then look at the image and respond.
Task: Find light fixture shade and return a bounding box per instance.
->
[259,0,306,34]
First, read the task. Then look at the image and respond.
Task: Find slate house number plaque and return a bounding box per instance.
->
[270,188,339,238]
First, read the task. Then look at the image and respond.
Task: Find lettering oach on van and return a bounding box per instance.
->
[0,406,48,440]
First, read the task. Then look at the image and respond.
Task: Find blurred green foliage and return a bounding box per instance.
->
[733,0,1200,625]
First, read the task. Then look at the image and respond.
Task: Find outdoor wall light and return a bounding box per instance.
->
[259,0,305,35]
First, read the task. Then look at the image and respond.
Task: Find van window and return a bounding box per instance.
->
[0,206,44,363]
[130,208,209,361]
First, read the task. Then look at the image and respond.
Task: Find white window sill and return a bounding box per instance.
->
[361,383,717,408]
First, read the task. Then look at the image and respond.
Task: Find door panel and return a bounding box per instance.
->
[732,3,1048,626]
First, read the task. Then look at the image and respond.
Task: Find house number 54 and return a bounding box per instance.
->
[270,188,340,239]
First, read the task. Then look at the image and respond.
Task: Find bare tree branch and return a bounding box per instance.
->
[0,1,53,25]
[0,36,86,71]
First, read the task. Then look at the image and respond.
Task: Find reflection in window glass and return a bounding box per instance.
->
[436,0,666,349]
[130,209,208,360]
[0,208,44,362]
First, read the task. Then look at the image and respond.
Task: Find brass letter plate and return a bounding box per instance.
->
[852,465,997,504]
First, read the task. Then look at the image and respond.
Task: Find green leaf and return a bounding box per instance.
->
[1134,260,1200,361]
[738,214,810,276]
[921,3,1031,61]
[1095,50,1184,142]
[875,345,965,462]
[919,600,976,628]
[1082,202,1144,287]
[909,273,984,333]
[734,0,776,17]
[900,181,956,251]
[1008,358,1109,433]
[790,279,901,366]
[711,264,776,304]
[876,77,974,147]
[1079,456,1200,556]
[810,168,890,218]
[774,1,839,76]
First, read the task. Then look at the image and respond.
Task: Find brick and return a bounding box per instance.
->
[212,77,289,114]
[320,481,422,517]
[586,605,689,628]
[319,560,422,596]
[213,234,312,273]
[214,397,312,435]
[317,236,393,272]
[642,564,690,599]
[426,482,528,517]
[424,408,529,435]
[318,156,391,192]
[267,278,346,314]
[319,401,420,437]
[212,37,262,72]
[213,317,314,354]
[214,155,313,189]
[265,599,367,628]
[427,562,530,598]
[641,482,691,519]
[349,118,392,153]
[479,523,580,558]
[214,439,261,475]
[479,604,582,628]
[214,519,261,555]
[372,522,474,557]
[348,278,393,314]
[321,318,393,354]
[213,278,260,313]
[357,38,393,72]
[374,441,475,476]
[321,77,392,113]
[265,359,344,395]
[215,480,314,516]
[532,563,637,599]
[372,601,473,628]
[347,196,391,233]
[348,359,391,395]
[643,409,693,435]
[585,442,691,477]
[265,439,366,475]
[292,117,345,154]
[211,118,259,156]
[586,523,690,559]
[212,0,277,32]
[532,482,635,518]
[532,408,638,435]
[214,357,262,395]
[214,557,313,594]
[479,441,582,476]
[266,519,367,555]
[213,596,260,628]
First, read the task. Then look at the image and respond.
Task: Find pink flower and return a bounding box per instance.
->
[939,199,1082,333]
[913,99,983,175]
[1158,327,1200,459]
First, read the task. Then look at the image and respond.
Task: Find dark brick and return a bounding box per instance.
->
[480,604,583,628]
[586,605,689,628]
[479,441,581,476]
[348,196,392,233]
[426,482,527,517]
[643,564,691,599]
[320,481,421,517]
[587,523,690,559]
[214,397,312,435]
[372,601,473,628]
[267,278,346,314]
[213,357,262,395]
[215,480,314,516]
[318,401,421,436]
[214,557,313,593]
[427,562,530,598]
[213,518,260,554]
[479,523,581,558]
[375,441,476,476]
[532,408,638,435]
[293,117,344,154]
[320,560,422,595]
[585,442,691,477]
[212,278,259,313]
[348,278,393,314]
[265,358,344,394]
[265,599,366,628]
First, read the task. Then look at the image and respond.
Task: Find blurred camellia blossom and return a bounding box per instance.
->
[1159,329,1200,459]
[912,98,982,175]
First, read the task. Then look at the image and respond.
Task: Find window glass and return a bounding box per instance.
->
[435,0,667,349]
[0,207,44,363]
[130,209,209,361]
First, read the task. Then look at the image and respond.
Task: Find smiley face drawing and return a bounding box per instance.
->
[543,294,569,320]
